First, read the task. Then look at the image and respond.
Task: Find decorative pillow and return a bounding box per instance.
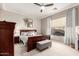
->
[27,31,37,36]
[32,31,37,36]
[28,31,33,36]
[21,32,28,36]
[21,31,37,36]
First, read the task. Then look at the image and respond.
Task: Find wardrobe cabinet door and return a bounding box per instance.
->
[0,21,15,56]
[0,30,14,56]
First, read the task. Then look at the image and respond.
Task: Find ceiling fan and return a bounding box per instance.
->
[34,3,54,12]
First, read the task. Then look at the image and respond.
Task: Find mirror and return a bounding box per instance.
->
[23,18,33,27]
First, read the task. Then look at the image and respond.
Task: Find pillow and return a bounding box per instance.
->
[21,31,37,36]
[32,31,37,36]
[28,31,33,36]
[21,32,28,36]
[27,31,37,36]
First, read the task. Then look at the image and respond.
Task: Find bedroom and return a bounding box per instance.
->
[0,3,79,56]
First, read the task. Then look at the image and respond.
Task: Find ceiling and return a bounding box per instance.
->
[0,3,79,19]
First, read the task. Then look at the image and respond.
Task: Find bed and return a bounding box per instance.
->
[20,29,50,52]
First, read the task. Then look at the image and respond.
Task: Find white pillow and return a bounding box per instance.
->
[32,31,37,36]
[28,31,33,36]
[21,32,28,36]
[27,31,37,36]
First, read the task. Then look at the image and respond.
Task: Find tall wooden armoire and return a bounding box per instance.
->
[0,21,15,56]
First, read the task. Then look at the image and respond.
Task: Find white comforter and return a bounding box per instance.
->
[20,36,28,45]
[20,34,42,46]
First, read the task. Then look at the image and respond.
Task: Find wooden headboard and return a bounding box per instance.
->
[20,29,37,35]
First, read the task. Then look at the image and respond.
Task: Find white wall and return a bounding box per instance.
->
[76,7,79,34]
[0,10,41,36]
[41,18,47,35]
[52,10,66,20]
[41,17,51,35]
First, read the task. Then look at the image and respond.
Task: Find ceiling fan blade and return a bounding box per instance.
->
[45,3,54,7]
[34,3,41,6]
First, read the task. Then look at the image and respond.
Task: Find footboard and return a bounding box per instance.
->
[27,35,50,52]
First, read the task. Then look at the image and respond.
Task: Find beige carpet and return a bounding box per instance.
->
[51,35,64,43]
[14,41,79,56]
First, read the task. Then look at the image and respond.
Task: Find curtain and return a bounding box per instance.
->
[41,17,52,35]
[64,8,78,50]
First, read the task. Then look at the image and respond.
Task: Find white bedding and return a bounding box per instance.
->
[20,34,42,46]
[20,30,42,46]
[20,31,35,45]
[20,36,28,46]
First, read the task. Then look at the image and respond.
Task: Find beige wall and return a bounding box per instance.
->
[51,17,66,28]
[0,10,41,36]
[50,10,66,30]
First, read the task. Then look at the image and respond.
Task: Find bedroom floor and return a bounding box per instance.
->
[51,35,64,43]
[14,40,79,56]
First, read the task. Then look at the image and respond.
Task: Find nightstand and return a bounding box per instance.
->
[14,36,19,43]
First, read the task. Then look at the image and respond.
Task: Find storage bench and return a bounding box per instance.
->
[36,40,52,51]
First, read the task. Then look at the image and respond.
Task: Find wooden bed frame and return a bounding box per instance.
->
[20,29,50,52]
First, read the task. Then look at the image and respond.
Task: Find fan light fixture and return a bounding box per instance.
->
[34,3,54,12]
[41,6,45,10]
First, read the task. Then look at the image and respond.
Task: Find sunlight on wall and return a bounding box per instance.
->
[51,17,66,28]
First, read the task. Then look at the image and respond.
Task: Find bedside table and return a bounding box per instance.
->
[14,36,19,43]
